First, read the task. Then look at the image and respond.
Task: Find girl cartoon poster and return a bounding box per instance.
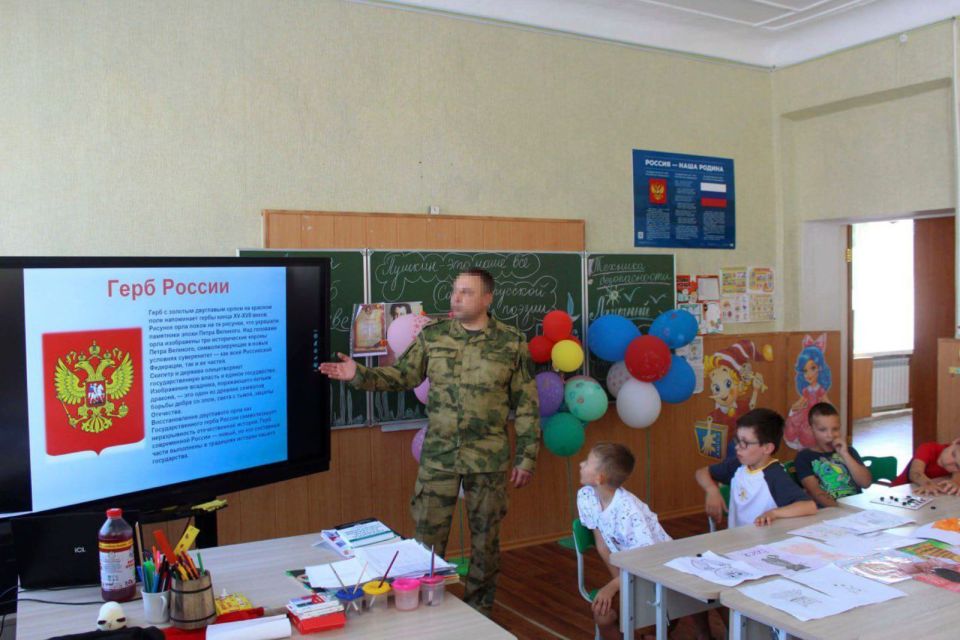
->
[784,334,832,450]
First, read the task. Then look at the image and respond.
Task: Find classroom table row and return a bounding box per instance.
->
[15,531,514,640]
[611,483,960,640]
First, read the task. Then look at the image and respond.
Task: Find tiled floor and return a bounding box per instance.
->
[851,409,912,475]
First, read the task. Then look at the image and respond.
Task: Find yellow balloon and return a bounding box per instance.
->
[762,344,774,361]
[552,339,584,372]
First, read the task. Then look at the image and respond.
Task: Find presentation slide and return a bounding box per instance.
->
[22,266,288,512]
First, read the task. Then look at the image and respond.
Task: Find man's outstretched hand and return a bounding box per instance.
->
[319,352,358,381]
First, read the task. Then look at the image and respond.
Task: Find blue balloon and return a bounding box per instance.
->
[653,355,696,403]
[649,310,699,349]
[587,315,641,362]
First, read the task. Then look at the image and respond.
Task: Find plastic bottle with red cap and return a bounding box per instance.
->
[99,508,136,602]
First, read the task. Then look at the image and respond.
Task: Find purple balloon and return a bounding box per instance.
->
[411,426,427,463]
[536,371,564,417]
[414,378,430,404]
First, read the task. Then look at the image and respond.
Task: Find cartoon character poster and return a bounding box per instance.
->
[698,339,773,459]
[42,328,144,456]
[784,333,832,450]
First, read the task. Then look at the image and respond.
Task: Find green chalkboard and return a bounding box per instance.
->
[586,253,675,389]
[239,249,368,427]
[369,251,584,424]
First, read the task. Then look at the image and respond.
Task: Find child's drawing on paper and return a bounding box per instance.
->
[784,333,832,450]
[703,339,773,446]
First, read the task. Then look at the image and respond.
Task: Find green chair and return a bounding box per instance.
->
[572,519,601,640]
[707,483,731,532]
[862,456,898,485]
[782,460,799,484]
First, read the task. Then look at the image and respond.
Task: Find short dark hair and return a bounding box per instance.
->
[737,408,785,452]
[591,441,635,487]
[808,402,839,425]
[462,268,495,294]
[390,302,412,318]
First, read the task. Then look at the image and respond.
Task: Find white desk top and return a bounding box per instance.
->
[15,532,514,640]
[610,508,850,602]
[838,482,960,525]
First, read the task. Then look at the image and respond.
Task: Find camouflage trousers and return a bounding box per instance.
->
[410,465,509,616]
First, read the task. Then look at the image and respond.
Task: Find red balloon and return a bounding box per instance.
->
[529,335,555,363]
[543,310,573,342]
[624,335,672,382]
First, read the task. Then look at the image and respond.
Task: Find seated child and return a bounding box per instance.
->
[696,408,817,527]
[892,437,960,495]
[794,402,872,507]
[578,442,712,640]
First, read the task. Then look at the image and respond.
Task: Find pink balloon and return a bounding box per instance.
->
[414,378,430,404]
[411,426,427,463]
[387,314,432,355]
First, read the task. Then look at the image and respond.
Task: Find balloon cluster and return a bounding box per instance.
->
[588,310,699,429]
[531,311,609,458]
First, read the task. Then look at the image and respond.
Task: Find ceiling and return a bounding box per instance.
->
[372,0,960,67]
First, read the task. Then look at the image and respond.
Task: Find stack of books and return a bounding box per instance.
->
[285,594,345,634]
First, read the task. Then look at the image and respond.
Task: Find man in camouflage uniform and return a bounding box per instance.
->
[320,268,540,615]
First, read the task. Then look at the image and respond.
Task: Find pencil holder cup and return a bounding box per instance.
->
[420,575,445,607]
[362,581,391,612]
[335,588,364,618]
[391,578,421,611]
[142,589,170,624]
[169,573,216,630]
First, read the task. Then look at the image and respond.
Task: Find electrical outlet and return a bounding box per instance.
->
[428,205,440,215]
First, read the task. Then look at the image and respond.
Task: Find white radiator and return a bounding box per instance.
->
[871,356,910,410]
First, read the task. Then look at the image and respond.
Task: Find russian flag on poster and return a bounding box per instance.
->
[701,196,727,208]
[700,182,727,193]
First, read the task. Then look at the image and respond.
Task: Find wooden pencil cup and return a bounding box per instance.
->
[169,573,216,630]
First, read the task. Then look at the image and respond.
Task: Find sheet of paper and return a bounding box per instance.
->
[789,563,906,608]
[787,523,859,543]
[822,531,925,556]
[305,557,375,589]
[827,509,915,534]
[837,552,931,584]
[725,544,825,576]
[356,539,455,579]
[913,519,960,546]
[738,579,855,622]
[767,537,857,564]
[664,550,776,587]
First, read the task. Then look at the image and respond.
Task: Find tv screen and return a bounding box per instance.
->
[0,256,330,515]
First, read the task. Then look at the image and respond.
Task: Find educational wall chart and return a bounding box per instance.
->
[720,266,775,323]
[633,150,735,249]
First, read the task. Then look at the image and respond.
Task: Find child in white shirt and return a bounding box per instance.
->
[578,442,711,640]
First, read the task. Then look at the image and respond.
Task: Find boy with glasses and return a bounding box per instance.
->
[695,408,816,527]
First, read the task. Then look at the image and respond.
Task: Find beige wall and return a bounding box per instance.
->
[774,20,957,329]
[1,0,777,328]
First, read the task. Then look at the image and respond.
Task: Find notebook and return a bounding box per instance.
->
[305,539,455,589]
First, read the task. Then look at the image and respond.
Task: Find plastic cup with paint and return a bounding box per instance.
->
[362,580,391,612]
[391,578,421,611]
[335,588,365,618]
[419,575,445,607]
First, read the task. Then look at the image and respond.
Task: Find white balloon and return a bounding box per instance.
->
[606,360,631,398]
[616,378,662,428]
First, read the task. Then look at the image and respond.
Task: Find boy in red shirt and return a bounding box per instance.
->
[892,438,960,494]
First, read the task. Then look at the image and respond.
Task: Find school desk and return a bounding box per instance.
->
[716,487,960,640]
[609,507,850,640]
[14,531,514,640]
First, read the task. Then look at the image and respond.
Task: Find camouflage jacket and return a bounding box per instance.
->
[350,317,540,474]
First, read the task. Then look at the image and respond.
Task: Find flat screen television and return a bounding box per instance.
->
[0,256,331,516]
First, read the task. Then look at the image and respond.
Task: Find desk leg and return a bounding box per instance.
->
[654,583,668,640]
[620,569,633,640]
[730,609,746,640]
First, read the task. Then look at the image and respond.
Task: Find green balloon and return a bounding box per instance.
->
[543,412,585,457]
[564,377,610,423]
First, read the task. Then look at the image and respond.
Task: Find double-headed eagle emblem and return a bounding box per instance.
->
[54,341,133,433]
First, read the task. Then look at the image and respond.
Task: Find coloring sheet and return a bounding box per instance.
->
[767,537,857,564]
[821,531,925,557]
[869,494,933,510]
[789,563,906,609]
[725,544,823,576]
[738,579,855,622]
[838,551,942,585]
[664,550,776,586]
[826,510,915,534]
[913,519,960,546]
[785,523,859,544]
